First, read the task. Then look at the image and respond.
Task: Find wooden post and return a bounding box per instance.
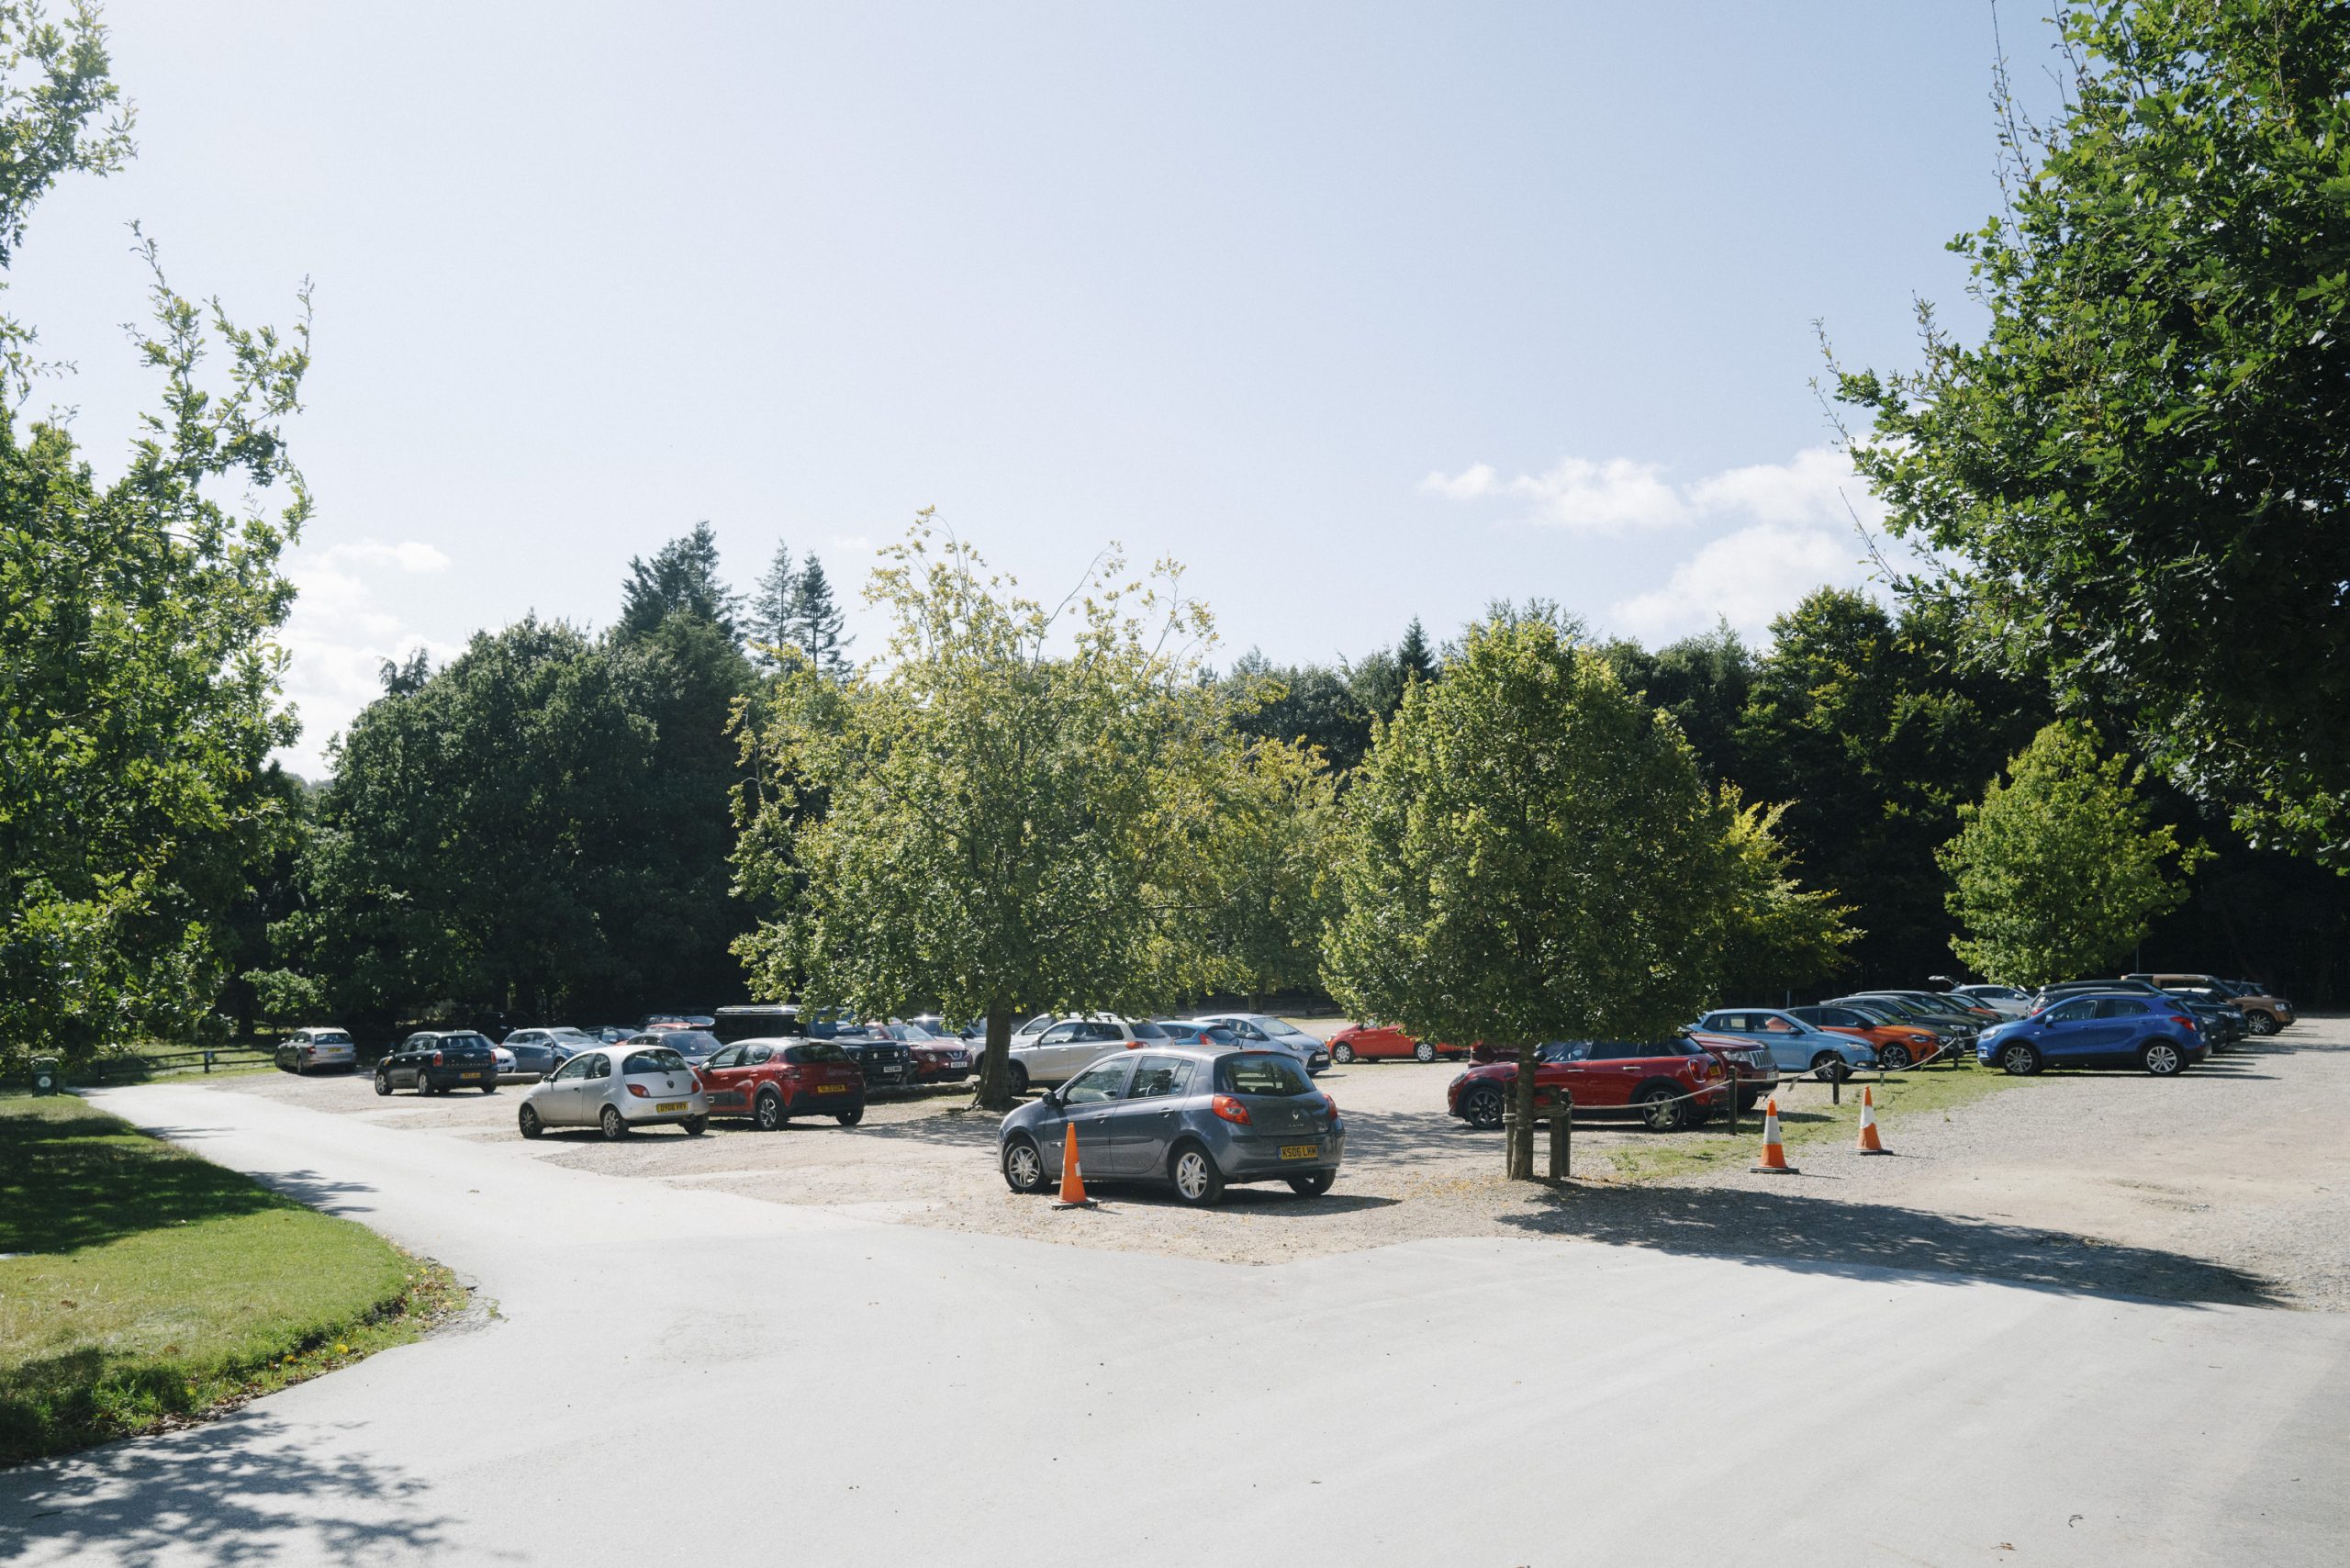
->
[1548,1100,1571,1182]
[1831,1071,1841,1107]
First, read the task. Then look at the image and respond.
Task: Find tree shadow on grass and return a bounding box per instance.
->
[0,1413,458,1564]
[0,1110,290,1256]
[1496,1183,2285,1309]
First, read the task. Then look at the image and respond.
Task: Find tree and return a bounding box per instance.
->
[2,5,313,1072]
[780,553,851,676]
[618,521,740,642]
[1322,617,1734,1178]
[1711,789,1861,998]
[745,538,796,668]
[1597,622,1752,786]
[1939,721,2202,985]
[1228,652,1373,770]
[1835,0,2350,859]
[732,518,1232,1109]
[1197,739,1339,1004]
[1395,617,1437,688]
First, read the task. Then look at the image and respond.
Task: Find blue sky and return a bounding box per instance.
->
[15,2,2053,773]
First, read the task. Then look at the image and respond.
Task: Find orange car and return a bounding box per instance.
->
[1786,1004,1944,1070]
[1326,1022,1468,1064]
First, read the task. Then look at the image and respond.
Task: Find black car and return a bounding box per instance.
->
[831,1028,912,1091]
[376,1031,500,1096]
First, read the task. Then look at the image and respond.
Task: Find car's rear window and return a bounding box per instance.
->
[1129,1021,1169,1040]
[666,1031,720,1052]
[313,1032,352,1045]
[448,1035,491,1050]
[1216,1053,1312,1097]
[787,1043,851,1065]
[625,1048,688,1074]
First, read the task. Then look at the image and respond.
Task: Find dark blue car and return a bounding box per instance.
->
[1975,992,2206,1077]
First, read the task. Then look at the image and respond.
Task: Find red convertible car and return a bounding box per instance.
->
[1328,1023,1468,1064]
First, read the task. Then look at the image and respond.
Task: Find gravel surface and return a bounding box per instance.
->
[196,1016,2350,1310]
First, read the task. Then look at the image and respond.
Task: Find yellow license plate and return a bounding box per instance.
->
[816,1084,847,1093]
[656,1101,688,1114]
[461,1071,482,1080]
[1280,1144,1319,1160]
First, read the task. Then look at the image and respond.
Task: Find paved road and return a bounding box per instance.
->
[3,1083,2344,1567]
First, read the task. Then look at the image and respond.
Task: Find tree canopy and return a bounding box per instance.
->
[1837,0,2350,860]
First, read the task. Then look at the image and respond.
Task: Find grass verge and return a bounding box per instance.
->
[1602,1062,2031,1182]
[0,1093,464,1465]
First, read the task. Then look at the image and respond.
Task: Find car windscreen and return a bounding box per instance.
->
[787,1042,851,1065]
[624,1048,689,1074]
[1216,1053,1313,1097]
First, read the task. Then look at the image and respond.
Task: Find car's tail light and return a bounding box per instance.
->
[302,1046,316,1058]
[628,1082,651,1098]
[431,1050,443,1066]
[1321,1094,1337,1118]
[1125,1038,1141,1049]
[2170,1015,2196,1029]
[1212,1094,1250,1125]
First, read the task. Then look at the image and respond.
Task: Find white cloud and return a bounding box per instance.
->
[270,539,459,778]
[828,534,876,554]
[1419,443,1882,535]
[1419,462,1498,500]
[1609,523,1872,644]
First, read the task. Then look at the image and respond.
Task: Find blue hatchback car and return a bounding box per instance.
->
[998,1045,1343,1206]
[1975,993,2206,1077]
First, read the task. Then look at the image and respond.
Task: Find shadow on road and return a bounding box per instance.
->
[1496,1184,2285,1309]
[0,1414,457,1564]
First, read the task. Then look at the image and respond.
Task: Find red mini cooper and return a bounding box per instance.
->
[698,1038,867,1129]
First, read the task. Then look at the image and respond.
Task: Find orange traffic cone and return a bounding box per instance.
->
[1750,1098,1799,1175]
[1855,1085,1891,1155]
[1052,1122,1096,1209]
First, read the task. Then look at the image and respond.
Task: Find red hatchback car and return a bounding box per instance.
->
[698,1038,867,1130]
[1447,1039,1727,1133]
[1327,1023,1468,1064]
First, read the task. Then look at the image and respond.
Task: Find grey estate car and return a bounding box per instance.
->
[997,1046,1343,1206]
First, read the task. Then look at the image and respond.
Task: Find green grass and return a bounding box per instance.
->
[0,1094,464,1464]
[1602,1062,2031,1183]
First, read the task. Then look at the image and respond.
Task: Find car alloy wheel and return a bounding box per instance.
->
[1287,1170,1335,1197]
[1635,1086,1684,1133]
[1878,1044,1913,1071]
[599,1105,627,1140]
[1461,1084,1505,1132]
[375,1071,392,1097]
[1809,1052,1850,1083]
[1332,1043,1356,1064]
[518,1104,543,1139]
[2143,1041,2184,1077]
[1170,1143,1225,1206]
[2250,1013,2279,1036]
[755,1091,786,1132]
[1413,1041,1437,1063]
[1002,1137,1046,1193]
[1999,1042,2040,1077]
[1006,1062,1030,1097]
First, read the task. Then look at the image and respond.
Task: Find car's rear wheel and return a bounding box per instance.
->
[481,1081,498,1094]
[1413,1041,1437,1063]
[1998,1042,2042,1076]
[1006,1061,1030,1097]
[1002,1136,1046,1193]
[1878,1043,1914,1070]
[1635,1085,1686,1132]
[682,1115,708,1136]
[2142,1040,2185,1077]
[1332,1042,1356,1064]
[599,1105,627,1140]
[1169,1142,1225,1206]
[518,1103,543,1139]
[375,1070,392,1097]
[1286,1170,1335,1197]
[834,1105,864,1126]
[1809,1051,1850,1083]
[1460,1083,1505,1132]
[754,1090,788,1132]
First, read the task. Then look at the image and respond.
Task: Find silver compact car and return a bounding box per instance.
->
[997,1046,1343,1206]
[274,1026,358,1075]
[517,1044,709,1140]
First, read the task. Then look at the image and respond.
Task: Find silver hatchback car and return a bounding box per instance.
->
[997,1046,1343,1205]
[517,1044,709,1140]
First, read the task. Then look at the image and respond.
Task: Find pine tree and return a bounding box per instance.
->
[785,554,851,676]
[618,521,741,641]
[1396,616,1437,686]
[746,539,797,668]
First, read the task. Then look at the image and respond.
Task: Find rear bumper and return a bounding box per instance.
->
[620,1093,709,1122]
[423,1065,496,1089]
[1203,1125,1346,1180]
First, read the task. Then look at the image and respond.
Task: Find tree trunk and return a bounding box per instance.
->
[972,1005,1015,1111]
[1506,1040,1537,1180]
